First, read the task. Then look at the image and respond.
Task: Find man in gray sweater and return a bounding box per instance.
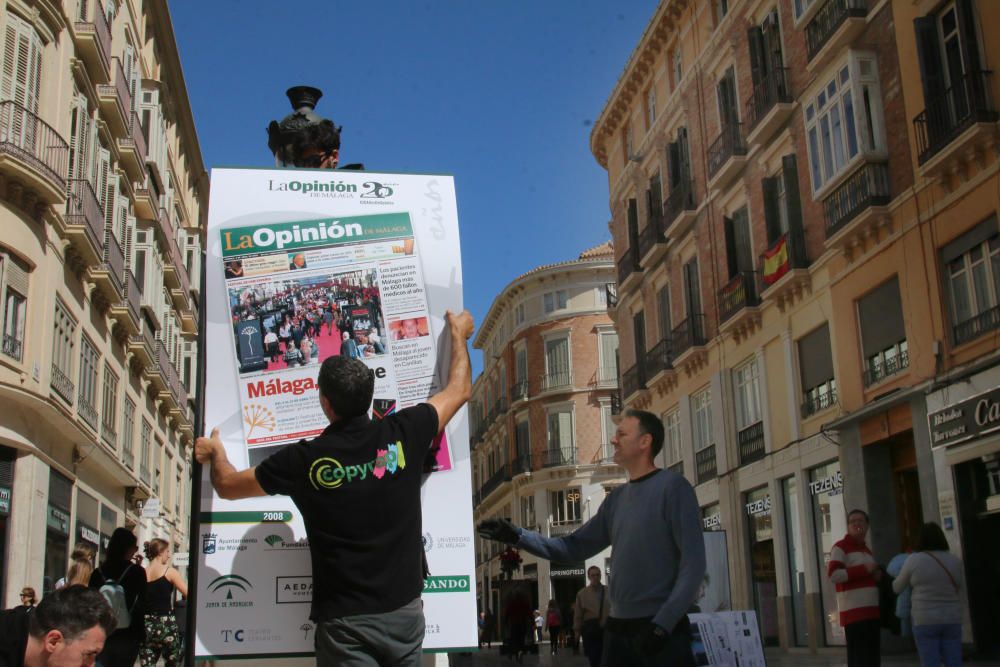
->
[479,409,705,665]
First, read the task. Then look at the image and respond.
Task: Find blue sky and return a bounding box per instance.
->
[169,1,657,374]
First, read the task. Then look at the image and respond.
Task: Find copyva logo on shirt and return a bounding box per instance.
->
[309,441,407,489]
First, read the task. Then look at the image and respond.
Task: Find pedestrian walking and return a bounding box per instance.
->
[140,538,187,667]
[90,527,147,667]
[544,600,562,654]
[828,509,882,667]
[575,565,609,667]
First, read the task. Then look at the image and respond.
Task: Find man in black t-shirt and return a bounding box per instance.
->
[195,310,474,666]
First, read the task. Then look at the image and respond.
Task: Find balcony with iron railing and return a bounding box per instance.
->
[696,445,718,484]
[953,305,1000,347]
[97,58,131,135]
[823,161,890,242]
[638,206,667,266]
[118,112,148,183]
[91,232,125,306]
[914,70,998,173]
[511,454,532,476]
[759,229,809,300]
[480,463,511,500]
[610,388,622,415]
[140,465,152,489]
[746,68,794,146]
[707,122,748,190]
[645,337,673,384]
[597,362,619,388]
[51,364,75,405]
[863,346,910,388]
[802,384,838,418]
[0,101,69,204]
[101,418,117,452]
[663,177,698,240]
[2,334,23,362]
[538,448,576,469]
[622,363,646,400]
[616,246,642,291]
[127,323,157,371]
[605,282,618,308]
[73,0,111,82]
[671,315,707,361]
[64,179,105,267]
[717,272,760,331]
[738,421,766,466]
[510,379,528,403]
[541,367,572,392]
[111,269,142,336]
[77,391,99,431]
[805,0,867,65]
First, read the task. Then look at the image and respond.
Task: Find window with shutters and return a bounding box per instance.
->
[793,0,820,22]
[600,402,615,459]
[672,47,683,90]
[656,284,671,341]
[724,207,755,278]
[692,387,713,452]
[515,301,525,325]
[734,356,763,430]
[543,335,570,390]
[139,419,152,484]
[597,329,619,384]
[803,52,886,195]
[1,252,28,362]
[1,13,42,113]
[543,289,567,314]
[857,277,909,387]
[942,216,1000,345]
[550,487,582,525]
[78,337,100,429]
[645,86,656,130]
[798,324,837,417]
[913,1,993,163]
[51,300,76,404]
[717,67,739,127]
[67,95,92,182]
[546,408,574,466]
[645,171,663,228]
[761,155,808,284]
[662,408,682,465]
[747,9,789,128]
[520,494,535,528]
[121,397,135,469]
[100,364,118,446]
[714,0,729,24]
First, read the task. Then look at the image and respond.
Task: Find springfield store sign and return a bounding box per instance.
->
[928,386,1000,449]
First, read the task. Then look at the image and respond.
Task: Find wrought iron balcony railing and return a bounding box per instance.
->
[671,315,707,358]
[914,69,998,165]
[696,445,717,484]
[664,177,697,227]
[738,421,766,466]
[1,334,23,361]
[616,246,642,285]
[718,272,760,324]
[645,337,672,378]
[953,305,1000,346]
[863,347,910,387]
[746,68,792,133]
[806,0,867,61]
[707,122,747,180]
[823,162,890,238]
[622,363,645,398]
[0,101,69,191]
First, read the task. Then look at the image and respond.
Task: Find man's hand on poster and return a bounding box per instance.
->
[445,309,474,341]
[194,427,223,464]
[477,518,521,545]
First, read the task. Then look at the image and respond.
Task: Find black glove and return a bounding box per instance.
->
[636,622,670,657]
[477,518,521,544]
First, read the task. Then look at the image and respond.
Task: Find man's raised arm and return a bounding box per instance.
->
[427,310,474,433]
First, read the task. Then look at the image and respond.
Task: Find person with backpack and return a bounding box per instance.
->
[89,527,146,667]
[140,538,187,667]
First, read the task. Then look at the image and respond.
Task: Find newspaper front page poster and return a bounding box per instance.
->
[196,168,475,659]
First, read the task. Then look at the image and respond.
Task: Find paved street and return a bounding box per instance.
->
[440,644,1000,666]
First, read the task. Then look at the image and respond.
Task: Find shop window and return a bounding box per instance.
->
[745,486,778,645]
[783,477,809,646]
[810,461,847,645]
[550,487,582,526]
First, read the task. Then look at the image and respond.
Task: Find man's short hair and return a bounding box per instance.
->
[29,585,116,640]
[587,565,601,575]
[625,409,665,459]
[848,509,870,524]
[268,119,341,167]
[318,356,374,419]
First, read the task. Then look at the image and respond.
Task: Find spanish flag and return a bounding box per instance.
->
[763,237,790,286]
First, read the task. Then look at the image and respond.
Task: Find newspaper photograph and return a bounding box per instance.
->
[219,211,452,471]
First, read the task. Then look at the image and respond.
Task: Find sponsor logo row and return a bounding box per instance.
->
[204,573,470,607]
[204,531,471,554]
